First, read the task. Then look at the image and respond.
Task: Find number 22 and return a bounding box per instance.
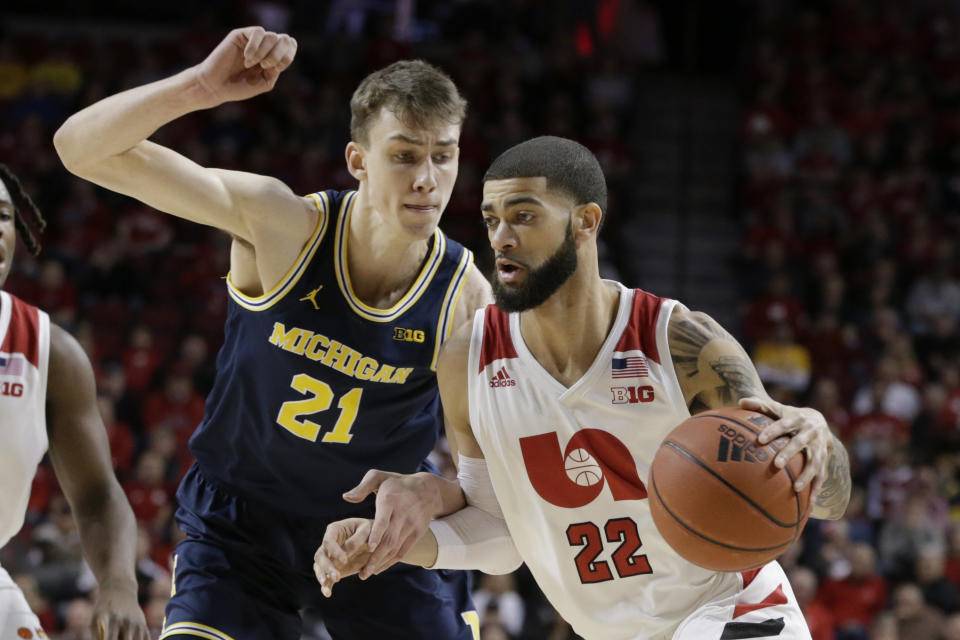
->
[276,373,363,443]
[566,517,653,584]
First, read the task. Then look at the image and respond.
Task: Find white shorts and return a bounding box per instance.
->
[0,567,45,639]
[673,562,811,640]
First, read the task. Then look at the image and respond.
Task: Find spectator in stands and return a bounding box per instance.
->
[817,542,888,639]
[893,582,945,639]
[788,566,835,640]
[916,545,960,614]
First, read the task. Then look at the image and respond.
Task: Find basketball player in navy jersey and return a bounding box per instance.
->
[0,166,147,639]
[316,137,853,640]
[55,26,490,640]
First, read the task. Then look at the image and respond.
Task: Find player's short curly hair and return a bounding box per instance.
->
[0,164,46,256]
[483,136,608,216]
[350,60,467,147]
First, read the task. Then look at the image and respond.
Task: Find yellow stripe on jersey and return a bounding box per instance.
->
[160,622,237,640]
[430,248,473,371]
[334,191,446,322]
[226,191,330,311]
[461,610,481,640]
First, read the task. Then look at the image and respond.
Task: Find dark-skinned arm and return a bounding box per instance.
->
[46,323,148,640]
[668,308,851,520]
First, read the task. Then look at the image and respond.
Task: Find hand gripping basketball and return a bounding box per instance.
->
[648,407,812,572]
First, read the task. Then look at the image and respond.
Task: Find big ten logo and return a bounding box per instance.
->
[392,327,426,343]
[610,385,655,404]
[519,429,647,508]
[0,382,24,397]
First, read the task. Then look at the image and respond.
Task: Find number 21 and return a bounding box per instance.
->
[276,373,363,443]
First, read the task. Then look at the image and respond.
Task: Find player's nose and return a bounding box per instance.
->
[413,158,438,192]
[490,221,516,251]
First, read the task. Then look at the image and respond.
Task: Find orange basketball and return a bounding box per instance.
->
[648,407,811,572]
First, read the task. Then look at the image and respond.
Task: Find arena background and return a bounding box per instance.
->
[2,1,957,638]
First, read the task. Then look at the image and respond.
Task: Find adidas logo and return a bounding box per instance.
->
[715,425,769,463]
[489,367,517,388]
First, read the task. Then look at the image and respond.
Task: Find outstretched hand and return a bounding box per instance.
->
[193,26,297,107]
[740,396,832,496]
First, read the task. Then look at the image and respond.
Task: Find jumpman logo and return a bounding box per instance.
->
[300,286,323,310]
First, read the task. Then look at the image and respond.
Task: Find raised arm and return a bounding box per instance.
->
[46,324,148,640]
[53,27,316,292]
[668,307,851,520]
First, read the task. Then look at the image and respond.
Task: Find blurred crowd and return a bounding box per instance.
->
[0,1,665,639]
[740,1,960,639]
[15,0,960,638]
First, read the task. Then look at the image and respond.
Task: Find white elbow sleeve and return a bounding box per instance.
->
[428,455,523,575]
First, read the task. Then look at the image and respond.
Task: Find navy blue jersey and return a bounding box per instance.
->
[188,190,474,517]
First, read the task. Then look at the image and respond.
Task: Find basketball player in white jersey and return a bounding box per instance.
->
[315,137,853,640]
[0,165,148,639]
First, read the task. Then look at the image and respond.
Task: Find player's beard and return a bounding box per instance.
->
[493,220,578,312]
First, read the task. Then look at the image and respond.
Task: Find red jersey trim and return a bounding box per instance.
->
[478,305,517,373]
[1,294,40,368]
[733,584,787,619]
[740,568,762,589]
[614,289,664,365]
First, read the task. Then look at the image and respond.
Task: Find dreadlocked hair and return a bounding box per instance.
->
[0,163,46,256]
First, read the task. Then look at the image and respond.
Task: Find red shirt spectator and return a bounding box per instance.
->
[817,543,888,631]
[143,369,207,456]
[123,451,173,525]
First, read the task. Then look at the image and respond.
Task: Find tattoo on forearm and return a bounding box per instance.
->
[669,314,764,411]
[814,443,851,520]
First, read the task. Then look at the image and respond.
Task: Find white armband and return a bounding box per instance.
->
[428,455,523,575]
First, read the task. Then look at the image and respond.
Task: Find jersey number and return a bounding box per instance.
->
[566,517,653,584]
[276,374,363,443]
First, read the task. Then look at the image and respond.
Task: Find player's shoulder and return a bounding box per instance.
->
[438,317,475,372]
[46,321,96,408]
[455,267,493,316]
[667,306,726,336]
[47,322,90,376]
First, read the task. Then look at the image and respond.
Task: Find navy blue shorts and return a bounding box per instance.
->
[161,464,478,640]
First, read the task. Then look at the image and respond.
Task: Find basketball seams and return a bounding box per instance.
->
[649,472,794,556]
[661,441,802,529]
[695,412,809,540]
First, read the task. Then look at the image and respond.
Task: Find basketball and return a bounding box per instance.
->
[565,448,603,486]
[648,407,812,572]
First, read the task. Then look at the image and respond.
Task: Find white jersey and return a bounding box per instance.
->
[0,291,50,549]
[467,282,809,640]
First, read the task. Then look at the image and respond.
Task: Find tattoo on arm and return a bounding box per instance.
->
[669,313,764,411]
[814,440,852,520]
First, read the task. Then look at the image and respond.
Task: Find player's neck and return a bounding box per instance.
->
[519,270,620,387]
[346,194,432,309]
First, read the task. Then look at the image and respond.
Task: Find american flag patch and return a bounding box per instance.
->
[612,355,648,378]
[0,354,25,377]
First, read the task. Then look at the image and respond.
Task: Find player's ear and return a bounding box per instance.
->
[573,203,602,240]
[345,141,367,181]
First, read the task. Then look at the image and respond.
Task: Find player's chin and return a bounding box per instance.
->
[399,209,441,237]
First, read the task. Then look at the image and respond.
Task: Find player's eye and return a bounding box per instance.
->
[394,152,415,163]
[482,216,498,229]
[432,153,452,164]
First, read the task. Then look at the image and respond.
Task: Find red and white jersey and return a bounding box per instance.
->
[0,291,50,549]
[467,283,798,640]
